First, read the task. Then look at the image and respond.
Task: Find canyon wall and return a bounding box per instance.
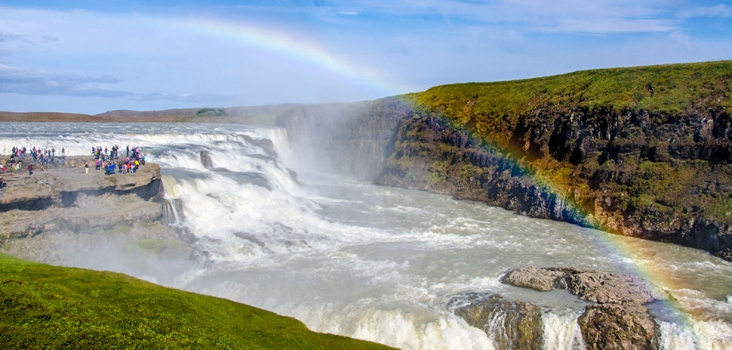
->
[279,61,732,261]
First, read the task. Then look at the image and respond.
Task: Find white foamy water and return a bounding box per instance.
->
[2,122,731,349]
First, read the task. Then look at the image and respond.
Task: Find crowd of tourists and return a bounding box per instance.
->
[0,145,146,189]
[91,145,146,175]
[2,146,67,177]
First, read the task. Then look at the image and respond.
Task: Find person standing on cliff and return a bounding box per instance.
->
[28,164,33,176]
[85,162,89,174]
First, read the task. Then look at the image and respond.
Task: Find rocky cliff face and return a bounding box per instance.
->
[0,156,173,261]
[374,102,732,261]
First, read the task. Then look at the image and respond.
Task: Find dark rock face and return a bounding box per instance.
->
[373,105,732,261]
[373,111,593,227]
[450,293,544,350]
[200,150,214,169]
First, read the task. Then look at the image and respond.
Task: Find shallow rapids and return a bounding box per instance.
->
[1,122,731,349]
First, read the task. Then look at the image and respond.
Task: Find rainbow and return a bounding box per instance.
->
[169,17,412,99]
[172,14,704,329]
[399,106,704,327]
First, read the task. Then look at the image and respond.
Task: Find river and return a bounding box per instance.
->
[1,122,731,349]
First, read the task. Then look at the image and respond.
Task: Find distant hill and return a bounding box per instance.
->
[0,104,304,125]
[0,111,100,122]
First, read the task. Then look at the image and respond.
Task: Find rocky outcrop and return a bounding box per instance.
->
[0,156,167,246]
[578,303,659,350]
[499,267,662,349]
[449,293,544,350]
[501,267,663,304]
[450,267,662,349]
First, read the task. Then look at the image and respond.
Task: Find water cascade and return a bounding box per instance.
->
[1,122,731,349]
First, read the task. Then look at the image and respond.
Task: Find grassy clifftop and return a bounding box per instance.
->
[0,253,393,349]
[416,60,731,121]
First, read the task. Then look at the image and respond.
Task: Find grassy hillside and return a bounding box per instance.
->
[417,60,731,119]
[0,253,393,349]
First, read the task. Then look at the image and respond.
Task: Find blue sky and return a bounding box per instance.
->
[0,0,730,114]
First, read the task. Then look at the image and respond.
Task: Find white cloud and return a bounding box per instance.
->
[538,18,677,34]
[320,0,679,34]
[679,4,732,18]
[670,30,692,50]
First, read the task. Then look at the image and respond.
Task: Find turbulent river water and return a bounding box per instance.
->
[2,122,732,349]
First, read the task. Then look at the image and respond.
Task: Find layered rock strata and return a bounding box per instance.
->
[0,156,176,262]
[374,107,732,261]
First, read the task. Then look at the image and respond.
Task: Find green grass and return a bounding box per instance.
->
[0,253,394,349]
[416,61,731,116]
[410,61,732,148]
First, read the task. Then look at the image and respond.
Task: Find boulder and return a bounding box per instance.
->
[450,293,544,350]
[200,151,214,169]
[500,266,566,292]
[578,303,659,350]
[565,270,658,305]
[492,267,662,349]
[501,267,664,304]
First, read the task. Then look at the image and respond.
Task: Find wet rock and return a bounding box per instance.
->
[565,270,658,305]
[286,167,299,184]
[200,150,214,169]
[450,293,544,350]
[242,135,277,157]
[500,266,566,292]
[500,267,663,349]
[578,303,659,350]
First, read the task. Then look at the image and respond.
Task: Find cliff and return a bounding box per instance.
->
[281,61,732,261]
[0,156,170,260]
